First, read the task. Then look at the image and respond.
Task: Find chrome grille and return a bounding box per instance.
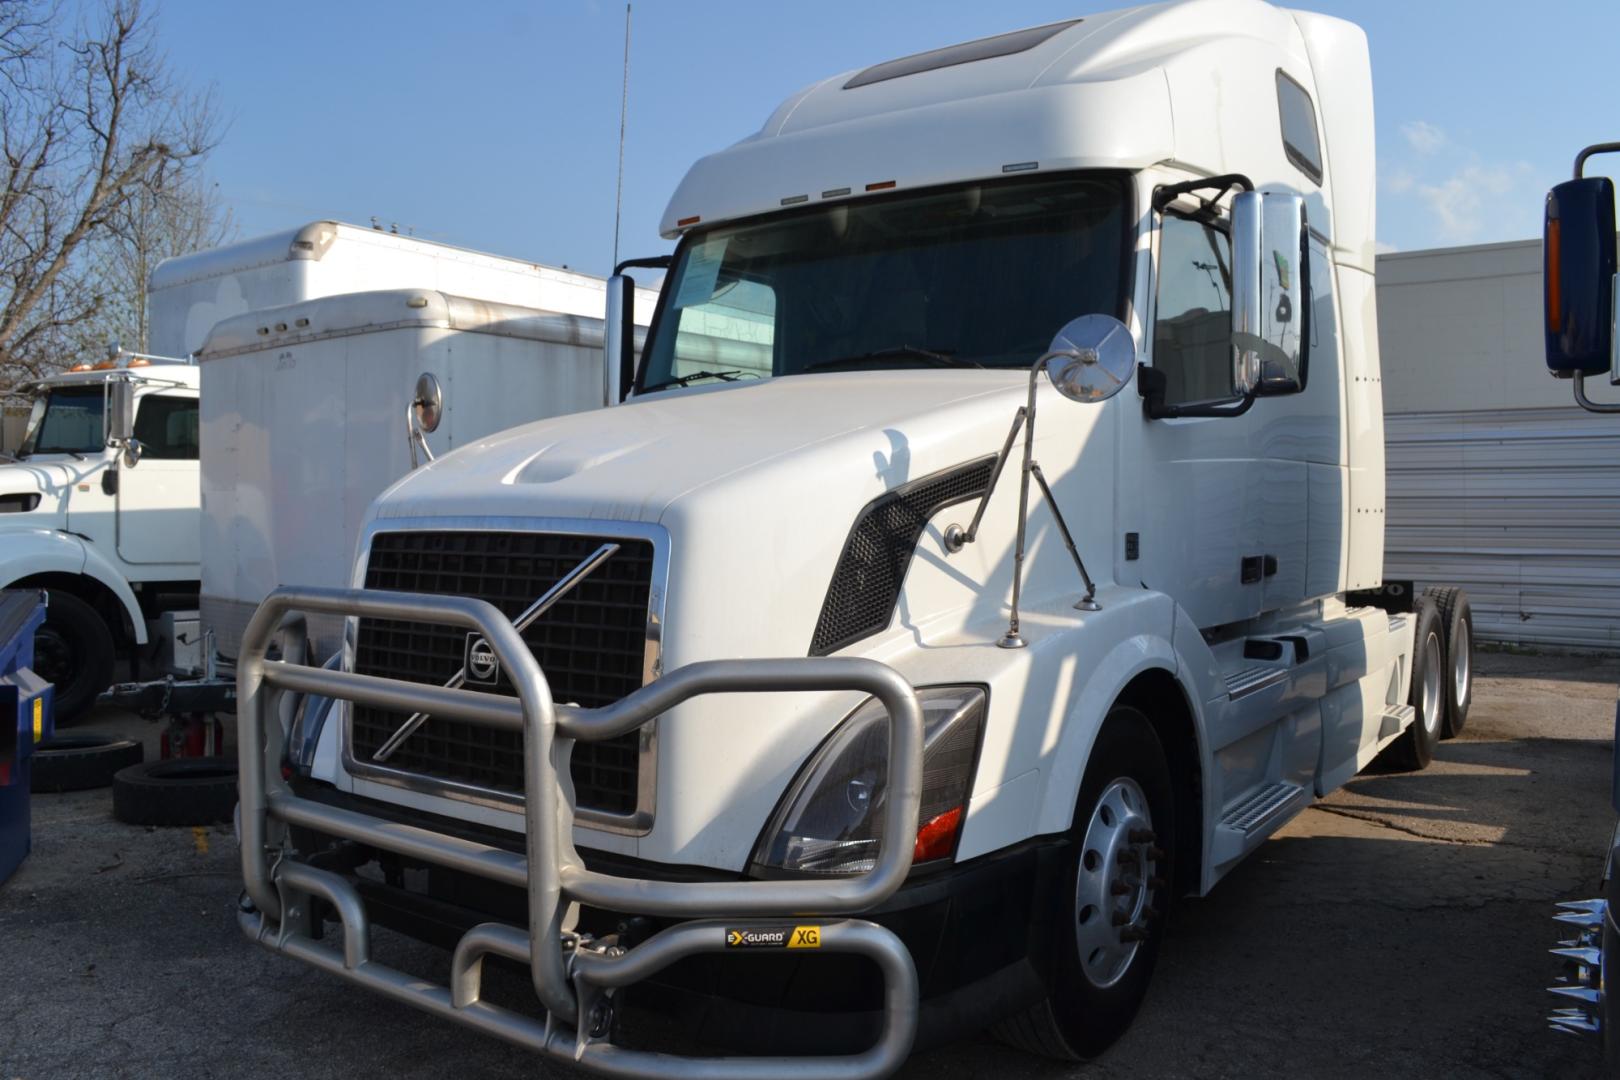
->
[348,529,656,818]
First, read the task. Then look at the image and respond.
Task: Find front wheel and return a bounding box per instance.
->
[33,590,116,723]
[994,706,1174,1060]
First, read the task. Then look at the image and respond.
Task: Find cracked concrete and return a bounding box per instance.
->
[1,650,1615,1078]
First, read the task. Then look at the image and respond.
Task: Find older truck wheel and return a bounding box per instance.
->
[33,590,115,723]
[1381,597,1445,772]
[994,707,1174,1060]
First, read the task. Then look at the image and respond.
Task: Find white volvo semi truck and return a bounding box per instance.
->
[237,3,1473,1074]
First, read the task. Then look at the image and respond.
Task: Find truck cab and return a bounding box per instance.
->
[238,4,1470,1074]
[0,355,200,717]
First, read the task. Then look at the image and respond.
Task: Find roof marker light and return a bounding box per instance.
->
[677,215,701,227]
[865,180,897,192]
[1002,161,1039,173]
[68,363,92,372]
[127,357,151,367]
[92,359,118,370]
[780,194,809,206]
[822,187,851,199]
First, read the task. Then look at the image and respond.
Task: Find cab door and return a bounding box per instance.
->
[115,392,201,568]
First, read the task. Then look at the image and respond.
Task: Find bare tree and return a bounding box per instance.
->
[80,173,234,354]
[0,0,218,384]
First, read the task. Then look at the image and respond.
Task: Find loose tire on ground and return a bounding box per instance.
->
[32,590,116,723]
[112,757,238,826]
[1381,596,1446,772]
[993,706,1174,1060]
[29,733,144,792]
[1423,586,1474,738]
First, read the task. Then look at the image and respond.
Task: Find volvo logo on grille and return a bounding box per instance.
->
[464,634,500,686]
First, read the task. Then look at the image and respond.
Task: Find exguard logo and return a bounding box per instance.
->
[724,925,821,949]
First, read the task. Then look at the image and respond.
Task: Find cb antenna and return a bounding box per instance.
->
[612,3,631,271]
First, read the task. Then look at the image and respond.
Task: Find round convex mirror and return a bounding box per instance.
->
[413,372,443,433]
[1043,315,1135,403]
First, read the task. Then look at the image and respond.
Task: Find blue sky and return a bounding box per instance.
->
[156,0,1620,275]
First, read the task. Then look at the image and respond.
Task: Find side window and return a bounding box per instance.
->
[1276,71,1323,183]
[1153,215,1234,406]
[132,394,199,460]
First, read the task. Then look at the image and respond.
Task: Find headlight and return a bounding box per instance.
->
[751,685,986,876]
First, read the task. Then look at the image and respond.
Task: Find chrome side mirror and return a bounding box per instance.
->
[407,371,442,470]
[121,438,144,469]
[412,372,443,433]
[1231,190,1308,396]
[105,379,135,447]
[1043,315,1136,403]
[603,274,633,406]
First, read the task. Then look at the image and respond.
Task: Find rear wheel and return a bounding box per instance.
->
[994,706,1173,1060]
[1424,586,1473,737]
[1381,597,1445,772]
[33,590,115,723]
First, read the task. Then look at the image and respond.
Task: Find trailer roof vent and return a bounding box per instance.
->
[843,19,1080,90]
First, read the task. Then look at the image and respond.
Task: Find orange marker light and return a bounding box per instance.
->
[127,357,151,367]
[866,180,897,192]
[68,363,92,372]
[913,806,964,863]
[677,215,701,228]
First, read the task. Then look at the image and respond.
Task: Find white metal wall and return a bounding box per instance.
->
[1379,239,1620,651]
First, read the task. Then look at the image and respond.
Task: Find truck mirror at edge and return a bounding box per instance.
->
[104,378,135,449]
[1230,190,1309,397]
[1543,176,1617,381]
[603,274,634,406]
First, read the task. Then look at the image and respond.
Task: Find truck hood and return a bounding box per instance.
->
[372,370,1023,525]
[0,458,86,502]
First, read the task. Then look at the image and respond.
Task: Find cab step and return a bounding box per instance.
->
[1379,703,1416,740]
[1219,781,1306,834]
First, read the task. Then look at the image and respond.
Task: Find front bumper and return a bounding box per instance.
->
[238,586,931,1080]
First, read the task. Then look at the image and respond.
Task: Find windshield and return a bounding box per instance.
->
[19,386,105,456]
[638,172,1130,391]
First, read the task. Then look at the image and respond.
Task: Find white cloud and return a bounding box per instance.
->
[1374,240,1399,255]
[1415,161,1536,243]
[1401,120,1447,156]
[1383,167,1415,194]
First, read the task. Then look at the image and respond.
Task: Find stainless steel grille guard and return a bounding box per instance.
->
[238,586,925,1080]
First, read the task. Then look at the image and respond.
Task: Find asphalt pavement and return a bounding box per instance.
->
[1,650,1614,1079]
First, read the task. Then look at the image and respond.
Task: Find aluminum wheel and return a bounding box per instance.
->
[1074,777,1159,990]
[1452,619,1471,714]
[1421,629,1444,736]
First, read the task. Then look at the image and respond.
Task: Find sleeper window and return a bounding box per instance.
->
[1153,215,1234,407]
[1276,71,1323,183]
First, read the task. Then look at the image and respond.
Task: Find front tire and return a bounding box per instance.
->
[33,590,116,723]
[994,706,1174,1060]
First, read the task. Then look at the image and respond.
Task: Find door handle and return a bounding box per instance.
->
[1241,554,1279,584]
[101,468,118,496]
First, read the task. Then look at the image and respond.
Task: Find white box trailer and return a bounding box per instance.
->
[196,288,653,660]
[149,220,638,359]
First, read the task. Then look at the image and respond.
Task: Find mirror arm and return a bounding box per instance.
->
[1029,462,1099,610]
[1138,364,1255,419]
[406,404,435,469]
[945,405,1026,552]
[1574,373,1620,414]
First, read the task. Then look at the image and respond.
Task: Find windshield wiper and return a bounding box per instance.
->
[640,369,744,394]
[800,346,981,373]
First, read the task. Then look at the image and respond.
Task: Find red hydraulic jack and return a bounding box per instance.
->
[163,712,226,758]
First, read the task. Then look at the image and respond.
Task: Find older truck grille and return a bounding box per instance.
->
[349,530,655,816]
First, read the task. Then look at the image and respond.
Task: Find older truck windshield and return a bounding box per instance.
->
[638,172,1130,390]
[19,386,104,456]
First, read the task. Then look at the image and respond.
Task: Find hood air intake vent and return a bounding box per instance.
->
[810,457,996,656]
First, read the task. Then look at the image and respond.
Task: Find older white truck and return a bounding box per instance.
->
[0,356,201,718]
[238,3,1473,1074]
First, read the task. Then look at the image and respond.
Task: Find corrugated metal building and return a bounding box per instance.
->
[1379,239,1620,651]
